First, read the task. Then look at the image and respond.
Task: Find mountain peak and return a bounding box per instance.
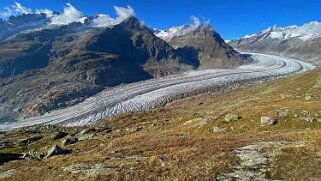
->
[120,16,142,28]
[192,23,214,36]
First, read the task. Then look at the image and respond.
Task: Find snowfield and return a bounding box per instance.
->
[0,53,317,131]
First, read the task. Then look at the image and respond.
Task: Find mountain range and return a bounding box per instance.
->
[229,21,321,64]
[0,13,250,123]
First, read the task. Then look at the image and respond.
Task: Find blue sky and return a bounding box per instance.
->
[1,0,321,40]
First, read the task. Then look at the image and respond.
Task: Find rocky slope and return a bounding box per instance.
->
[0,66,320,180]
[229,21,321,64]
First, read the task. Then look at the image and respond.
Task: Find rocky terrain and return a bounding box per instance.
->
[0,12,250,123]
[229,21,321,64]
[0,65,320,180]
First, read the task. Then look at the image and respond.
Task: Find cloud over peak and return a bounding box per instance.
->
[0,2,32,18]
[50,3,85,25]
[90,5,135,27]
[0,2,136,28]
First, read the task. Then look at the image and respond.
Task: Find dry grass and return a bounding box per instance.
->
[0,68,321,180]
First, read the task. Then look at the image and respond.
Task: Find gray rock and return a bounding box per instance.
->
[224,114,241,122]
[0,169,16,179]
[18,135,42,146]
[260,116,277,127]
[63,164,116,174]
[127,127,144,133]
[193,119,209,128]
[0,153,22,164]
[278,109,288,117]
[213,126,228,133]
[79,128,95,135]
[211,115,220,120]
[77,134,95,141]
[62,137,78,146]
[52,131,68,140]
[305,95,313,101]
[217,141,304,181]
[303,116,317,123]
[46,145,69,158]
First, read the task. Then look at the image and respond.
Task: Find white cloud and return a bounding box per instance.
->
[0,2,32,19]
[0,7,13,19]
[0,3,135,27]
[114,5,135,20]
[90,5,135,27]
[50,3,85,25]
[14,2,32,14]
[191,15,200,27]
[36,8,54,17]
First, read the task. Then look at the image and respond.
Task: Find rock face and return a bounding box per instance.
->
[229,21,321,64]
[160,24,251,69]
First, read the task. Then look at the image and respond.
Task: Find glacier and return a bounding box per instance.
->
[0,53,317,131]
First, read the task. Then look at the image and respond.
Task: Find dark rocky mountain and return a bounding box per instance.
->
[167,24,251,69]
[0,16,192,122]
[0,15,249,123]
[229,21,321,64]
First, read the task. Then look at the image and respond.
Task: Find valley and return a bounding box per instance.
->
[0,53,316,131]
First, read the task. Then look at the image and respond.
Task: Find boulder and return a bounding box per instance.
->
[46,145,70,158]
[278,109,288,118]
[305,95,313,101]
[52,131,68,140]
[211,115,220,121]
[62,137,78,146]
[18,135,42,146]
[213,126,228,133]
[224,114,241,122]
[79,128,96,135]
[260,116,277,127]
[0,153,22,164]
[303,116,317,123]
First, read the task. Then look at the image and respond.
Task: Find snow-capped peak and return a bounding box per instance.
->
[243,21,321,41]
[154,24,195,41]
[154,16,202,41]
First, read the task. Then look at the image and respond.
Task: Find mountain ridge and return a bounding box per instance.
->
[229,21,321,64]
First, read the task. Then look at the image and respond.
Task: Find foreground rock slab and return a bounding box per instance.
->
[217,141,304,181]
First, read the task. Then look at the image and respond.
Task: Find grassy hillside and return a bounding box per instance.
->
[0,68,321,180]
